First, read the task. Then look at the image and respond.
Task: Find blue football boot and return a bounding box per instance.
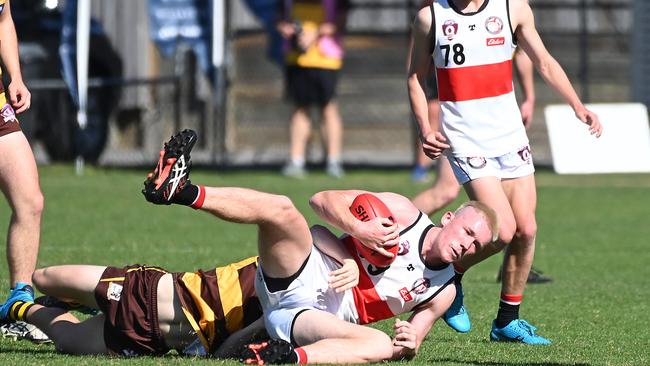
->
[490,319,551,345]
[443,282,471,333]
[1,283,35,322]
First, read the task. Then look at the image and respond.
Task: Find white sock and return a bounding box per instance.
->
[291,158,305,167]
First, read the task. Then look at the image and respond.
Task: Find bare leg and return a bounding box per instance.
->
[289,107,311,163]
[24,304,107,354]
[200,187,313,278]
[0,132,44,286]
[321,101,343,162]
[412,156,461,214]
[32,265,106,308]
[293,310,394,363]
[500,175,538,296]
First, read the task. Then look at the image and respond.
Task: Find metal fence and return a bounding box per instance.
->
[22,0,634,167]
[226,0,633,167]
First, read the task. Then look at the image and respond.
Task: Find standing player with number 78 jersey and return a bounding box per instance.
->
[407,0,603,344]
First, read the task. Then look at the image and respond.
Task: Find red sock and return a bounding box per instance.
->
[294,347,308,364]
[190,185,206,209]
[500,293,523,305]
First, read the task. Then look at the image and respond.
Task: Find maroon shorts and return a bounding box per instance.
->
[0,103,21,137]
[94,265,170,356]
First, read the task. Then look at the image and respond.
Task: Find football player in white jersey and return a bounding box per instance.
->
[407,0,602,345]
[246,190,496,364]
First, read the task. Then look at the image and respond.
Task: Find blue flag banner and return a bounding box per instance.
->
[149,0,212,74]
[242,0,283,64]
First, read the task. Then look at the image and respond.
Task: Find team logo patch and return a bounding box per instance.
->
[399,287,413,302]
[485,16,504,34]
[518,145,532,163]
[107,282,123,301]
[486,37,505,46]
[1,104,17,123]
[467,157,487,169]
[411,278,431,294]
[398,240,410,256]
[442,19,459,40]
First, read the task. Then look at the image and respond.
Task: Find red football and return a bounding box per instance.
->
[348,193,398,267]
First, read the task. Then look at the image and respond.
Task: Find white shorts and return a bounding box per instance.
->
[448,145,535,185]
[255,246,359,343]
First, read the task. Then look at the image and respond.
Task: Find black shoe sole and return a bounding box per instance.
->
[143,129,198,203]
[239,339,295,365]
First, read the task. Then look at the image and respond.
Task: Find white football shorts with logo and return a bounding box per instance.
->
[447,145,535,185]
[255,245,359,343]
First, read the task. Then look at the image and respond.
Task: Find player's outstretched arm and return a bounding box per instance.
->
[391,283,455,360]
[512,0,602,137]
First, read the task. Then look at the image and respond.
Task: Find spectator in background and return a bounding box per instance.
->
[278,0,350,178]
[0,0,46,341]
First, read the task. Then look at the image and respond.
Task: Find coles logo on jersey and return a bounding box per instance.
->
[399,287,413,302]
[442,20,459,40]
[485,16,504,35]
[486,37,505,46]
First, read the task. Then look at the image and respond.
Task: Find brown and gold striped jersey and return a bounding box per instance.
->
[173,256,261,354]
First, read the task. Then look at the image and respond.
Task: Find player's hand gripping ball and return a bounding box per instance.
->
[349,193,398,267]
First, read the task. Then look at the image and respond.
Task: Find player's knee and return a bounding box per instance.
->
[32,268,48,291]
[32,267,60,293]
[16,191,44,219]
[498,221,517,244]
[268,195,301,223]
[514,220,537,243]
[263,195,301,225]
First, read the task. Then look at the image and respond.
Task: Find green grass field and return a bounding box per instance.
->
[1,165,649,365]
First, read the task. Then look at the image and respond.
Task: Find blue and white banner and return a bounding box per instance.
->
[149,0,212,74]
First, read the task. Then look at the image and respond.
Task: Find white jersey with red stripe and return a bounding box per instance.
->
[342,212,455,325]
[431,0,529,157]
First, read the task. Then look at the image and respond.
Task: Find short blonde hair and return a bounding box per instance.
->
[455,201,499,242]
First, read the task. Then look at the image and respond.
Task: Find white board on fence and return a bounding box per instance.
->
[544,103,650,174]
